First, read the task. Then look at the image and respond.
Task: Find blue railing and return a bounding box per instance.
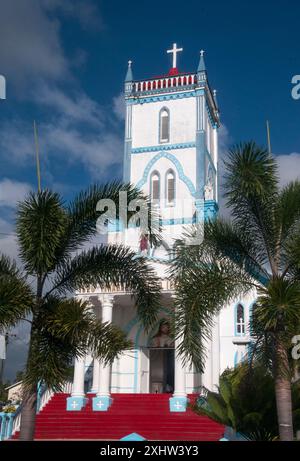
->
[0,406,21,441]
[0,381,45,441]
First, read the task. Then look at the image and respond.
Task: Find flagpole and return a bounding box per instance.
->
[266,120,272,154]
[33,120,41,192]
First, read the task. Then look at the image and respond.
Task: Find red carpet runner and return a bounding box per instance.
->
[13,393,224,441]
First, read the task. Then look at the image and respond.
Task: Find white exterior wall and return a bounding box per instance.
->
[132,98,196,148]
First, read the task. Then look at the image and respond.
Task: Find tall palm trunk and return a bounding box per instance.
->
[19,387,37,441]
[274,339,294,441]
[19,311,38,441]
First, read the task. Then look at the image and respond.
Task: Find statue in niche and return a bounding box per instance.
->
[204,166,214,200]
[150,319,174,348]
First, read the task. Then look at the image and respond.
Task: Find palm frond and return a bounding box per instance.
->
[23,296,131,390]
[172,244,255,371]
[16,190,68,276]
[47,244,161,329]
[223,142,279,274]
[0,254,33,328]
[56,182,161,260]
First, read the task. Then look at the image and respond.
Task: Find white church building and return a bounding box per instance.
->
[67,45,255,413]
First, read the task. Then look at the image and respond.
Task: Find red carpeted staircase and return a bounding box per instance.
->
[13,393,224,441]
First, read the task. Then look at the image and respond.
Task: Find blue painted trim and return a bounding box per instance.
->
[132,142,196,154]
[66,396,87,411]
[127,91,196,105]
[169,396,188,412]
[120,432,146,441]
[92,396,112,411]
[204,200,219,220]
[136,152,196,197]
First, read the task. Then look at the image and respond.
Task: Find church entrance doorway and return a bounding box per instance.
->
[149,348,174,393]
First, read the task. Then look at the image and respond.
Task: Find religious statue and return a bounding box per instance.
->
[204,183,214,200]
[150,319,174,348]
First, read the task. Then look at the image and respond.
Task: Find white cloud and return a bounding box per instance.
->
[276,152,300,187]
[34,84,105,127]
[0,179,31,208]
[0,1,103,94]
[43,124,123,176]
[113,93,126,121]
[0,0,69,91]
[41,0,104,31]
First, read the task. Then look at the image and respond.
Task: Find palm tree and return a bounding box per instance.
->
[0,183,161,441]
[171,142,300,441]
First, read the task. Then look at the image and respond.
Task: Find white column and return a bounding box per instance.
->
[72,357,86,397]
[213,126,218,201]
[93,294,114,411]
[169,299,187,412]
[67,356,87,410]
[173,338,187,398]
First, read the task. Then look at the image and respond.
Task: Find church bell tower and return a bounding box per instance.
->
[123,44,220,242]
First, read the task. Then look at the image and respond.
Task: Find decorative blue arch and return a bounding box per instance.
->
[136,152,196,197]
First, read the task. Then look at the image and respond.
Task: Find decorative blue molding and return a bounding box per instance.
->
[136,152,196,197]
[204,200,219,220]
[132,142,196,154]
[127,91,196,105]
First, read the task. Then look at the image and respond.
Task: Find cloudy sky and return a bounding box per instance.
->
[1,0,300,380]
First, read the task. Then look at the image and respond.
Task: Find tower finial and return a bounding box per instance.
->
[198,50,206,72]
[125,60,133,82]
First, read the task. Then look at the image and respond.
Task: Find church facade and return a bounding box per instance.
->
[67,45,255,413]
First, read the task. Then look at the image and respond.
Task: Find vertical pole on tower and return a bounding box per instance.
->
[33,120,41,192]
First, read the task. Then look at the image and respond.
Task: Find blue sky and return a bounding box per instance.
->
[0,0,300,379]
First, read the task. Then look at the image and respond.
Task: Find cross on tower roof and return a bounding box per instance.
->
[167,43,183,69]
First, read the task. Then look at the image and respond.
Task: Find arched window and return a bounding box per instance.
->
[165,169,175,205]
[235,303,245,336]
[150,171,160,203]
[153,80,156,90]
[159,108,170,143]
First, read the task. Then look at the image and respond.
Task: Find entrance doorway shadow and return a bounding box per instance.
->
[149,348,174,393]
